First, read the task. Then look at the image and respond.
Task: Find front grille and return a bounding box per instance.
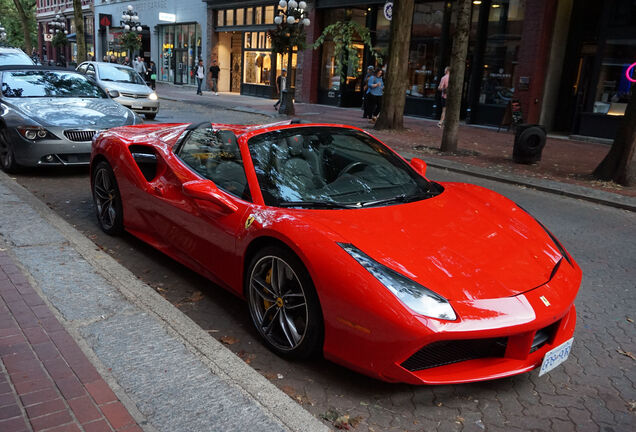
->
[401,338,508,372]
[64,130,98,142]
[120,92,144,98]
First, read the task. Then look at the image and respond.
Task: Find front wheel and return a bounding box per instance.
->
[92,161,124,235]
[145,113,156,120]
[0,130,20,173]
[246,246,323,359]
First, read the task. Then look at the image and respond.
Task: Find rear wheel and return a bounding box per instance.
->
[246,246,323,359]
[0,130,20,173]
[92,161,124,235]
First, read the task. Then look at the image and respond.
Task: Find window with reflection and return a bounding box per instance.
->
[178,127,250,200]
[407,2,444,98]
[592,42,635,116]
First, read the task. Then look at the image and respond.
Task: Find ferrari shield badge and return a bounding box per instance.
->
[245,215,256,229]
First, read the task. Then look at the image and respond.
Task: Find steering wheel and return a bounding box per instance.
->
[338,161,368,178]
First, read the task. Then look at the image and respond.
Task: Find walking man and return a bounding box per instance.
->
[133,56,146,77]
[196,59,205,95]
[274,68,287,111]
[208,59,220,95]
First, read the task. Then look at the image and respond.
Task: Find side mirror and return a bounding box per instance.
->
[410,157,427,177]
[182,180,238,214]
[107,89,120,98]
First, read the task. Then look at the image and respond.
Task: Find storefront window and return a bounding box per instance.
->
[255,7,263,24]
[244,51,272,85]
[593,41,635,116]
[246,8,253,25]
[226,10,234,26]
[478,0,525,105]
[236,9,245,26]
[265,6,274,24]
[217,10,224,27]
[157,23,202,85]
[407,2,444,98]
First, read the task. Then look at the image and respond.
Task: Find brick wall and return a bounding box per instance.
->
[515,0,559,124]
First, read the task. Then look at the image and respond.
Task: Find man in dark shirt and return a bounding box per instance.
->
[208,59,220,95]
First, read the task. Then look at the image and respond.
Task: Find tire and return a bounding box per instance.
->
[246,246,323,359]
[91,161,124,235]
[0,129,21,174]
[145,113,156,120]
[513,125,546,164]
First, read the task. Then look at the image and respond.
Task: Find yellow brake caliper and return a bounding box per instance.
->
[263,269,274,309]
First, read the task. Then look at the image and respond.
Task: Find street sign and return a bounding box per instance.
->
[383,2,393,21]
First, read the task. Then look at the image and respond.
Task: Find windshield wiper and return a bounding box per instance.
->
[278,200,358,209]
[361,192,435,207]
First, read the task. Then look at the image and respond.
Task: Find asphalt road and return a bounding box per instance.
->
[10,100,636,432]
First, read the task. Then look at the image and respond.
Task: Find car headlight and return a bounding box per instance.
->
[148,92,158,101]
[17,126,56,140]
[339,243,456,320]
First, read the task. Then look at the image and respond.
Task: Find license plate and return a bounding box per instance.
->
[539,338,573,376]
[131,103,143,110]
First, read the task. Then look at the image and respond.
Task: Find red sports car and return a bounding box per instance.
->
[90,121,581,384]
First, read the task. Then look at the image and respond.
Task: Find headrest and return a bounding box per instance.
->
[216,130,239,155]
[286,135,304,156]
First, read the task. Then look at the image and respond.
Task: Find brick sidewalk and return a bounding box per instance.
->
[0,251,140,432]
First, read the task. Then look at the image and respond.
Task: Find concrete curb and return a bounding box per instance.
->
[0,171,329,432]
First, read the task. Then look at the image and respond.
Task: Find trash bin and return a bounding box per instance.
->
[513,124,547,164]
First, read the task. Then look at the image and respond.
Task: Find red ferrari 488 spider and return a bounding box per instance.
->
[90,120,581,384]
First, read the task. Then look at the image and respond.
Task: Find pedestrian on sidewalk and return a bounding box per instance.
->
[364,68,384,122]
[196,59,205,95]
[362,65,374,118]
[209,59,220,95]
[122,56,131,67]
[133,56,147,77]
[148,61,157,90]
[438,66,450,128]
[274,68,287,111]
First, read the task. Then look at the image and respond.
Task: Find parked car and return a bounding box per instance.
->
[90,120,581,384]
[76,61,159,120]
[0,47,35,66]
[0,65,141,172]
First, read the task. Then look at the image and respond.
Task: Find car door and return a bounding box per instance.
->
[141,126,251,291]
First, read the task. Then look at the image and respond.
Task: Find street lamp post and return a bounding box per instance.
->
[273,1,310,115]
[48,14,68,66]
[120,5,143,60]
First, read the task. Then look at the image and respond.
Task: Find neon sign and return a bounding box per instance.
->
[627,62,636,83]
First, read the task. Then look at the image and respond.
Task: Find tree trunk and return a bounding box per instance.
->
[11,0,33,55]
[73,0,87,62]
[440,0,472,152]
[374,0,415,130]
[593,87,636,186]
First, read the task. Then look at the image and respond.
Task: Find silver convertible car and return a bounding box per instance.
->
[0,66,140,172]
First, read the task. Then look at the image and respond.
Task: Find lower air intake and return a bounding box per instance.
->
[401,338,508,372]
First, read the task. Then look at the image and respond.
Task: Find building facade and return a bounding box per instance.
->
[35,0,94,65]
[93,0,208,86]
[202,0,634,139]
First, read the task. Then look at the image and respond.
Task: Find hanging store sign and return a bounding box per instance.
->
[383,2,393,21]
[158,12,176,23]
[626,62,636,83]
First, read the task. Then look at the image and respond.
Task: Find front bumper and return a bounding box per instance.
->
[115,96,159,115]
[319,254,581,385]
[9,129,92,167]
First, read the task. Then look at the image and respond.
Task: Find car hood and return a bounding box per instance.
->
[8,97,134,128]
[301,182,563,301]
[101,81,151,95]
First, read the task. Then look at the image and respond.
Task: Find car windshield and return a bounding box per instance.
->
[1,70,107,98]
[97,64,146,85]
[248,127,442,208]
[0,50,34,66]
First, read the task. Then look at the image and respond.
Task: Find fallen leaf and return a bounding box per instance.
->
[617,349,636,361]
[627,401,636,412]
[220,336,239,345]
[189,291,205,302]
[321,408,340,423]
[334,414,351,430]
[627,317,634,323]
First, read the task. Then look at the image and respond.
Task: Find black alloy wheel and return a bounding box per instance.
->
[0,129,20,173]
[92,161,124,235]
[246,246,323,359]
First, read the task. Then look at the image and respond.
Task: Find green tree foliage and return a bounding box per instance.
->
[1,0,37,52]
[51,32,68,48]
[312,20,380,78]
[267,10,307,55]
[118,31,141,54]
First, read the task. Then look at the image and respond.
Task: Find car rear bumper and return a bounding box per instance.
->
[115,96,159,114]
